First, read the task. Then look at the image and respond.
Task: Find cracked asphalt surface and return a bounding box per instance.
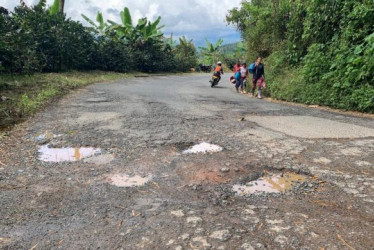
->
[1,73,374,249]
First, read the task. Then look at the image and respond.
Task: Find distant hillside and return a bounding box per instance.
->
[219,42,241,54]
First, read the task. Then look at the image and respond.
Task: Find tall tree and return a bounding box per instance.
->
[59,0,65,13]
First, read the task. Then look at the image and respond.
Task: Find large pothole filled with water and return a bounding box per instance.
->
[38,145,101,162]
[233,172,310,196]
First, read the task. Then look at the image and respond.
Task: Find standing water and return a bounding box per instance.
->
[233,173,307,196]
[38,145,101,162]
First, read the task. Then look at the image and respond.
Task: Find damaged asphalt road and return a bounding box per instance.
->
[1,73,374,249]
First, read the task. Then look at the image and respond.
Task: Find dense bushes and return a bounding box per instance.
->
[94,39,134,72]
[227,0,374,112]
[0,5,96,73]
[0,4,198,75]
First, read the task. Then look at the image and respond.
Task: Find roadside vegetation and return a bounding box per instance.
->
[0,0,199,129]
[227,0,374,113]
[0,1,198,74]
[0,71,130,130]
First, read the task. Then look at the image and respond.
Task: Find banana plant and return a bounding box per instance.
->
[35,0,60,15]
[108,7,164,46]
[36,0,46,9]
[165,33,177,48]
[177,36,196,57]
[49,0,59,15]
[82,12,108,36]
[199,38,224,64]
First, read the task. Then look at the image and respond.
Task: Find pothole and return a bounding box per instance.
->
[38,145,101,162]
[108,174,151,187]
[183,142,223,154]
[86,97,109,103]
[233,172,308,196]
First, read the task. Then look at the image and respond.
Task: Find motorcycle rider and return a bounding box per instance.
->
[210,61,224,83]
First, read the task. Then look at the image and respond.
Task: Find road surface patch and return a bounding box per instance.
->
[247,116,374,138]
[108,174,151,187]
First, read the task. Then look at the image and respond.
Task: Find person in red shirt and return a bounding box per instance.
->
[233,60,241,73]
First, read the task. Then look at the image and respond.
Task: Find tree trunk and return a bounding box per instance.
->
[59,0,65,13]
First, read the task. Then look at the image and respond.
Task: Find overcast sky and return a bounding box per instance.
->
[0,0,242,46]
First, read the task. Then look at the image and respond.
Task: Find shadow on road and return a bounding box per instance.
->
[211,86,227,89]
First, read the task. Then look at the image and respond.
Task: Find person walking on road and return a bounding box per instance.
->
[250,57,265,98]
[240,63,249,94]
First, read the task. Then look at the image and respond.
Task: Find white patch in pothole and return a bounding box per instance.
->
[166,239,175,246]
[171,210,185,217]
[341,147,363,156]
[355,160,372,167]
[313,157,332,164]
[270,226,291,233]
[183,142,223,154]
[179,233,190,241]
[108,174,151,187]
[209,230,232,242]
[266,219,283,224]
[38,145,101,162]
[233,173,306,196]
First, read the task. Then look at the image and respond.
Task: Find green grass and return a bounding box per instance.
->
[0,71,131,130]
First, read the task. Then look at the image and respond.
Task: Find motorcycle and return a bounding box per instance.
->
[209,71,221,87]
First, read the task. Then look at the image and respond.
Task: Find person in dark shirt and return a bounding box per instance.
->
[251,57,265,98]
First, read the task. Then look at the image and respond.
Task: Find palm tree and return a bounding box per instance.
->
[199,38,224,65]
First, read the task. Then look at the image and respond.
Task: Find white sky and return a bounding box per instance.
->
[0,0,242,45]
